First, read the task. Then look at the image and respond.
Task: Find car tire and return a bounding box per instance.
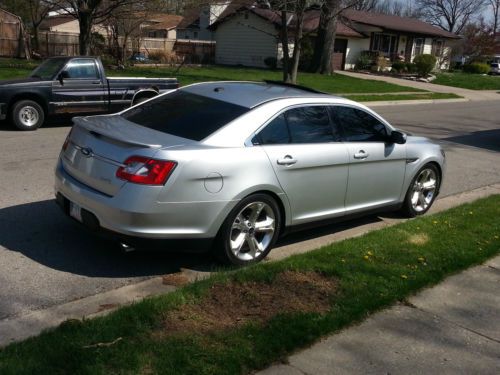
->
[214,193,282,266]
[402,163,440,218]
[132,95,155,106]
[12,100,45,131]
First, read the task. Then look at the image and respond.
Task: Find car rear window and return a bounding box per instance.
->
[121,91,249,141]
[491,63,499,67]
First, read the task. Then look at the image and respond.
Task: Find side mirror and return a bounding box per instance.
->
[389,130,407,144]
[58,71,70,84]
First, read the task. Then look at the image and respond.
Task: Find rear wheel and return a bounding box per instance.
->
[214,194,281,266]
[402,164,440,217]
[12,100,44,131]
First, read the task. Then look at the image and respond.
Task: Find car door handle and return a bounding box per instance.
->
[92,80,102,84]
[353,150,369,159]
[277,155,297,166]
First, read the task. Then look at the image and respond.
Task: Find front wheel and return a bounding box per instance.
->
[402,164,440,217]
[214,194,282,266]
[12,100,45,131]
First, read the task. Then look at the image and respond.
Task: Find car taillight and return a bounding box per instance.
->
[116,156,176,185]
[62,127,74,151]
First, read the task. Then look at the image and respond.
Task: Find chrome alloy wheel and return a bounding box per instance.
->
[410,168,437,212]
[229,201,276,261]
[18,106,39,127]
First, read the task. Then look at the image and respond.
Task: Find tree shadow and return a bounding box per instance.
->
[442,129,500,153]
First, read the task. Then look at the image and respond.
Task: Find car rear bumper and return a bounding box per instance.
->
[54,159,236,241]
[0,103,6,120]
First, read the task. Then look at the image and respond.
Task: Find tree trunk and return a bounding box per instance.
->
[290,0,306,83]
[311,0,340,75]
[32,24,39,52]
[79,11,93,56]
[280,10,292,83]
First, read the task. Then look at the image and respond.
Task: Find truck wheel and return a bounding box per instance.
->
[12,100,45,131]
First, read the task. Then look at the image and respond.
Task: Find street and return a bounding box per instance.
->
[0,100,499,322]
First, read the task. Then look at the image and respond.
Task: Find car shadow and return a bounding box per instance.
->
[0,199,216,278]
[1,199,401,278]
[441,129,500,153]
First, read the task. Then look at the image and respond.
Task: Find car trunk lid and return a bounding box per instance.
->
[61,115,189,196]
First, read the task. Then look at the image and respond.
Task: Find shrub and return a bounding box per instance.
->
[463,63,490,74]
[355,54,372,70]
[391,61,406,73]
[405,62,417,73]
[264,56,278,69]
[413,54,437,76]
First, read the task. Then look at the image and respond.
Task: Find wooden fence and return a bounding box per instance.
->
[0,16,23,57]
[38,31,79,57]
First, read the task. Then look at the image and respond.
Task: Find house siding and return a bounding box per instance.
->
[345,38,370,70]
[215,12,278,68]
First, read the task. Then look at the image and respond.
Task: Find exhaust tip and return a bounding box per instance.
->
[119,242,135,252]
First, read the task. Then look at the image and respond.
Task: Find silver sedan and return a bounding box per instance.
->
[55,81,445,265]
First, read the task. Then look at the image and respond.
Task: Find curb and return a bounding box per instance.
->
[364,98,469,107]
[1,184,499,347]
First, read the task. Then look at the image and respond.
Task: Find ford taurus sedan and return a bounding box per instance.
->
[55,81,445,265]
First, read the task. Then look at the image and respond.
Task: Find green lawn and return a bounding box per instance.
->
[344,92,461,102]
[1,196,499,375]
[434,72,500,90]
[113,65,425,94]
[0,58,425,94]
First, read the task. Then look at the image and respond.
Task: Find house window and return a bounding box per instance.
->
[372,33,398,56]
[193,31,198,38]
[432,39,444,57]
[414,38,424,56]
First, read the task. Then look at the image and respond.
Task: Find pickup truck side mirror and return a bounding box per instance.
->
[58,71,70,84]
[388,130,407,144]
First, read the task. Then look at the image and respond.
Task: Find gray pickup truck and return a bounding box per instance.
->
[0,56,179,130]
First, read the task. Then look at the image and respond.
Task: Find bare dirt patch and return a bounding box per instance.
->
[161,271,338,335]
[408,233,430,246]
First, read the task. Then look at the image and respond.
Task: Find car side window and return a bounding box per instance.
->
[258,114,290,144]
[286,106,335,143]
[256,106,338,145]
[332,106,388,142]
[64,59,99,79]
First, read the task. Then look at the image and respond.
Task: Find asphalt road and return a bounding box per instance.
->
[0,100,499,321]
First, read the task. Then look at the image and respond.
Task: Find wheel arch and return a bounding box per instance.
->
[8,93,48,116]
[131,88,159,106]
[247,189,288,235]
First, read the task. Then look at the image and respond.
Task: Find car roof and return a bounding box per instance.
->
[180,81,337,108]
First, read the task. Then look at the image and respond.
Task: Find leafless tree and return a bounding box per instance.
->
[415,0,488,34]
[61,0,139,55]
[352,0,378,10]
[489,0,500,37]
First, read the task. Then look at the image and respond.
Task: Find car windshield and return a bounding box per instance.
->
[121,91,250,141]
[30,58,67,79]
[491,63,499,67]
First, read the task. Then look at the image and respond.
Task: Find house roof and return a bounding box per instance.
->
[209,2,460,39]
[177,6,202,29]
[342,9,460,39]
[210,5,364,38]
[40,15,76,30]
[144,14,183,31]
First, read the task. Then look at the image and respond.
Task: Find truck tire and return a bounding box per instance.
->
[12,100,45,131]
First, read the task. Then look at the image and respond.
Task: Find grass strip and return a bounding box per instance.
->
[1,196,499,374]
[344,92,462,102]
[0,58,425,93]
[434,72,500,90]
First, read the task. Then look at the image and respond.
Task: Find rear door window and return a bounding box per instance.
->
[122,91,249,141]
[256,106,340,145]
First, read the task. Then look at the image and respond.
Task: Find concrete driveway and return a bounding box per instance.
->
[0,100,499,332]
